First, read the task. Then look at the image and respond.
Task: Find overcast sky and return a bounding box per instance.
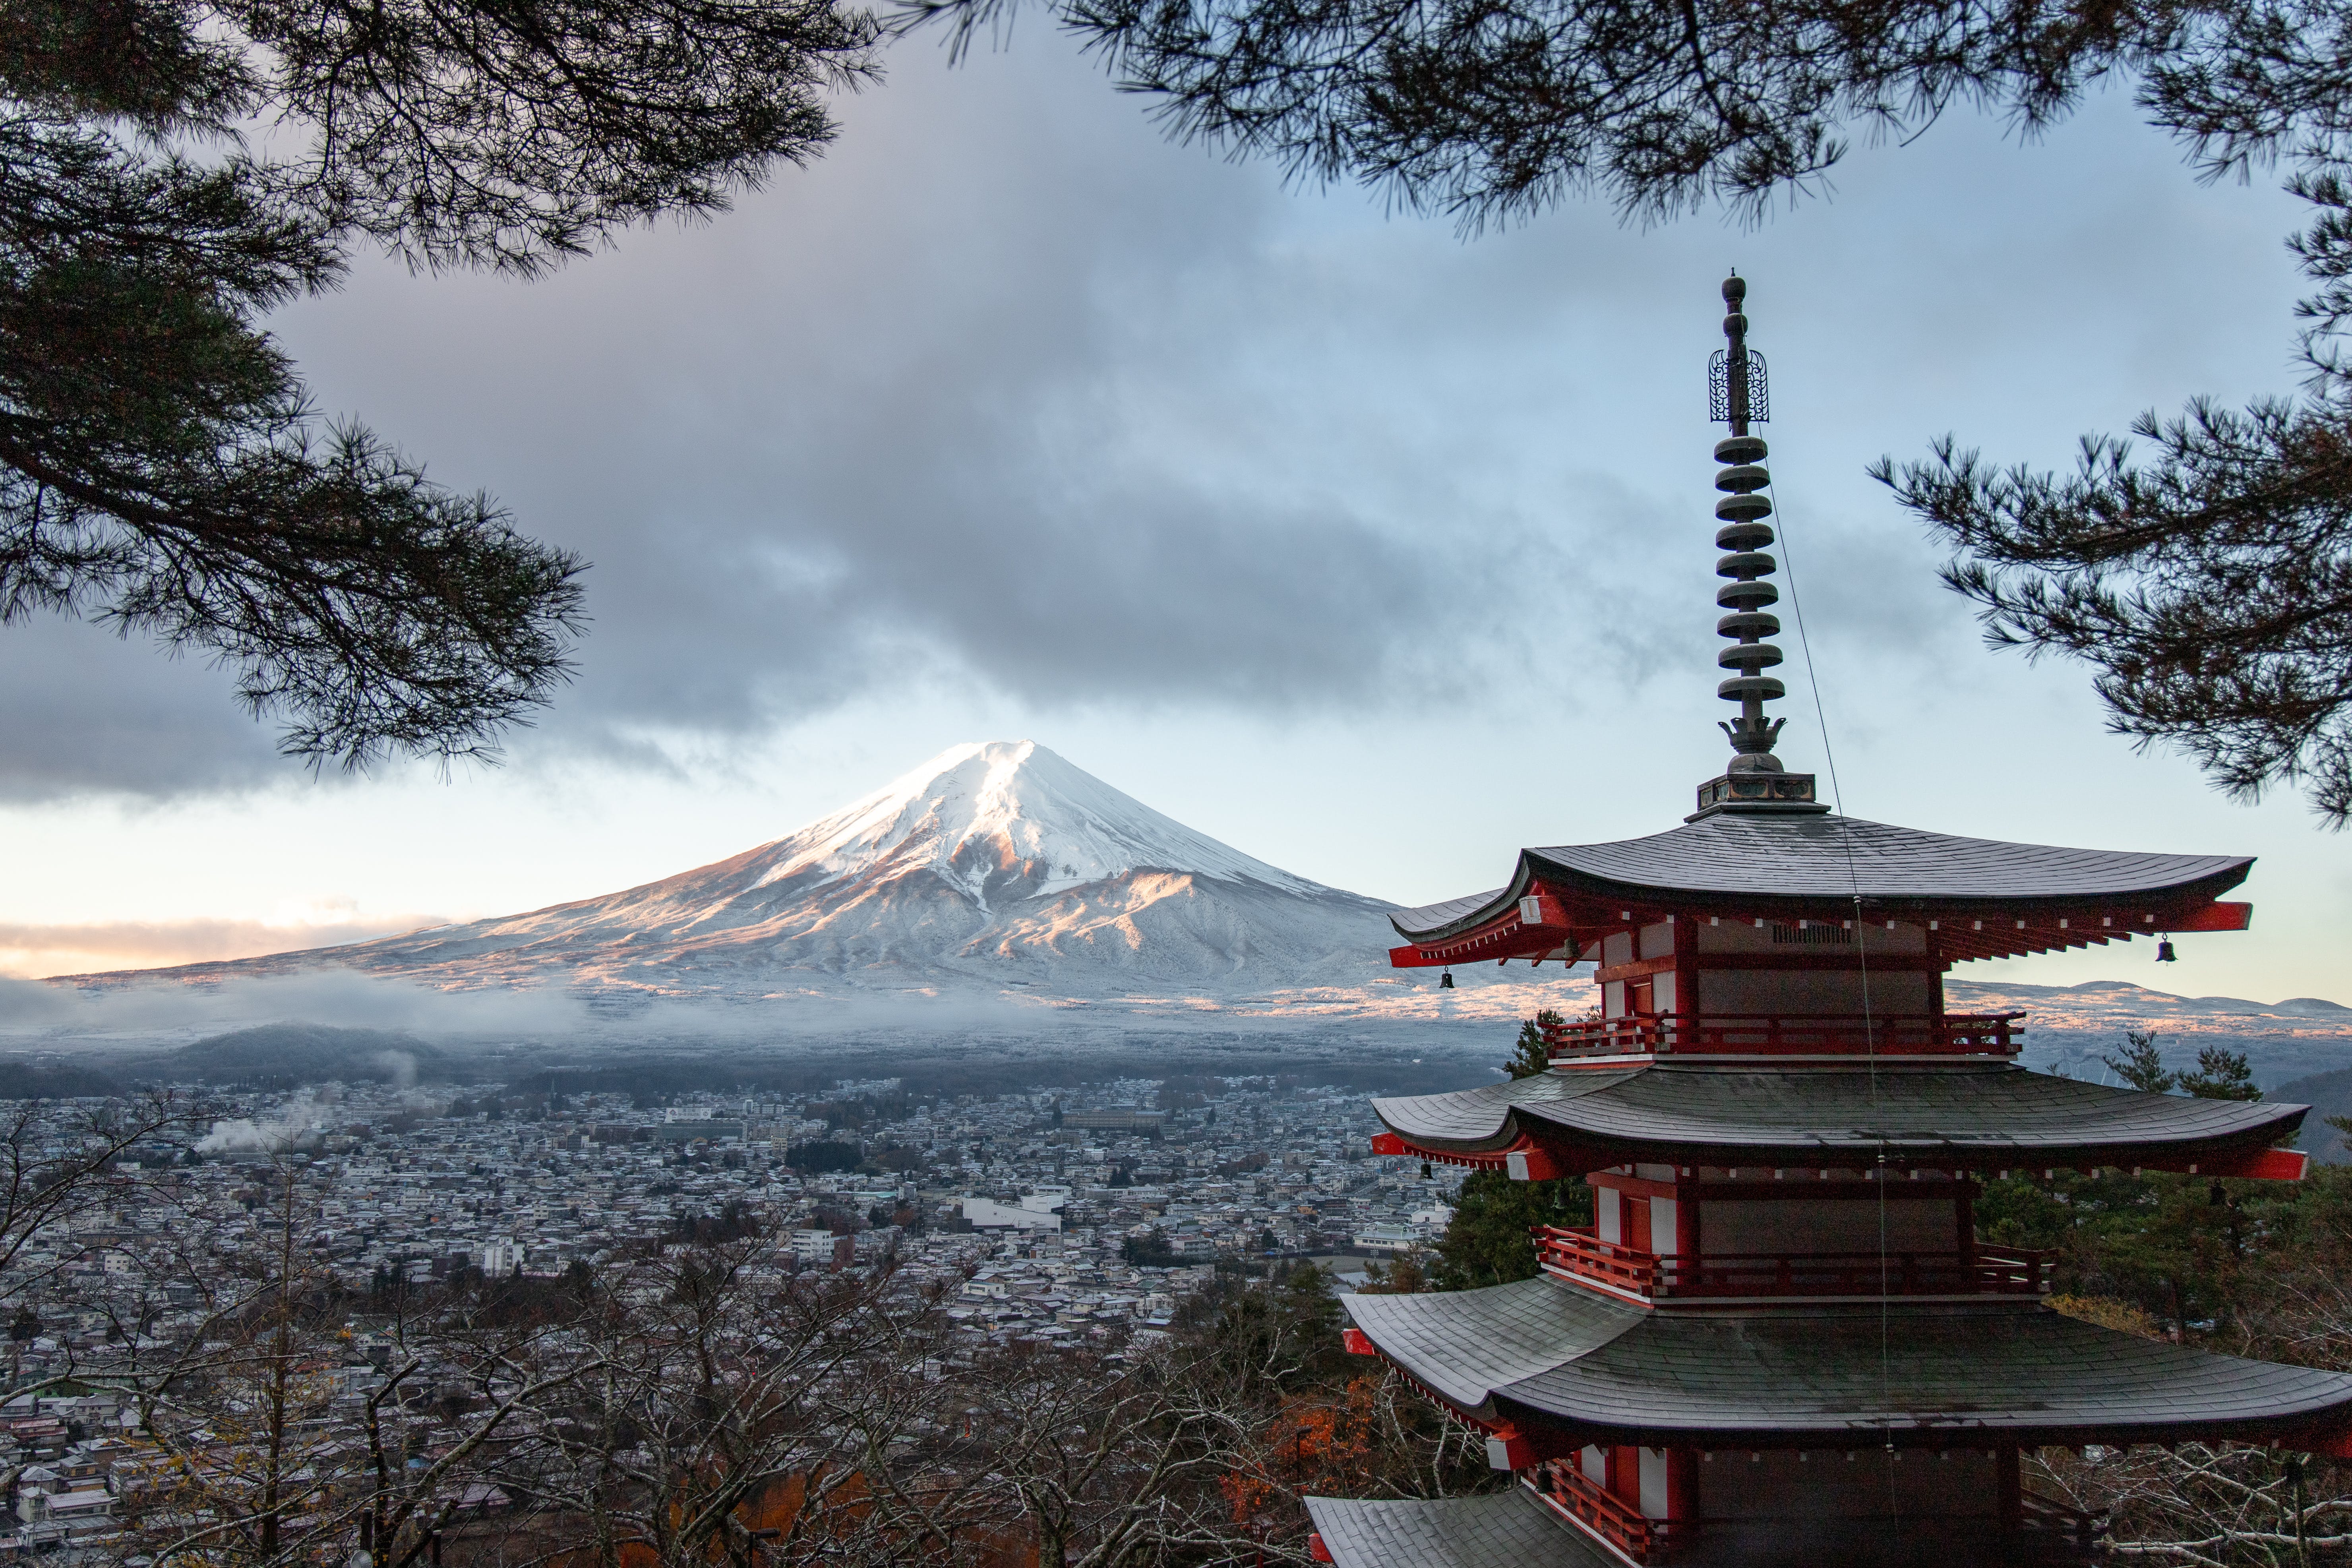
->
[4,29,2344,1004]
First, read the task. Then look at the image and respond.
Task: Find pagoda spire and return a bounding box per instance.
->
[1691,272,1826,819]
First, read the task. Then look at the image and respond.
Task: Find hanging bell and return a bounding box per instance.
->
[1439,968,1455,989]
[2156,937,2177,963]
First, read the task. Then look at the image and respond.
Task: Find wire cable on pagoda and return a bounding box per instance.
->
[1765,468,1897,1435]
[1728,273,1902,1506]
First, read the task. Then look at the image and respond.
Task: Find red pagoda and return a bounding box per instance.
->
[1302,277,2352,1568]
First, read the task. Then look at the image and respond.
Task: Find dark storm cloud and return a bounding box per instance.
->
[0,616,294,798]
[0,41,2311,802]
[0,34,1556,805]
[465,45,1562,754]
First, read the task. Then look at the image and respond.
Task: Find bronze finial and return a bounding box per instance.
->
[1691,274,1826,821]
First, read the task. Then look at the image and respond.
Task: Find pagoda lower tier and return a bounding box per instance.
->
[1324,1056,2338,1560]
[1318,1057,2340,1566]
[1324,1283,2352,1567]
[1305,1476,2111,1568]
[1306,1490,1616,1568]
[1368,1060,2311,1181]
[1343,1282,2352,1454]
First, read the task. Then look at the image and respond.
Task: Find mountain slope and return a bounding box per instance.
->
[79,742,1413,1002]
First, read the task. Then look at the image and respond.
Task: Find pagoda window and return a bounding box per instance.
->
[1696,967,1932,1016]
[1638,1448,1670,1520]
[1648,1195,1680,1256]
[1702,1194,1958,1256]
[1700,1450,2003,1522]
[1694,921,1928,956]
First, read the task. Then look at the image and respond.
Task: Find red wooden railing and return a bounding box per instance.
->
[2018,1489,2105,1553]
[1533,1225,1659,1295]
[1535,1462,1658,1562]
[1541,1012,2025,1059]
[1534,1225,2053,1300]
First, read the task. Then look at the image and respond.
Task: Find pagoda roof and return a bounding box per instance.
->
[1392,813,2250,963]
[1371,1063,2304,1173]
[1343,1280,2352,1449]
[1303,1490,1608,1568]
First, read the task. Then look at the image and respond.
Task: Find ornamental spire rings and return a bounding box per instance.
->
[1690,274,1826,821]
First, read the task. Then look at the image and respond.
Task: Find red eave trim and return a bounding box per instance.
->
[1374,1131,2309,1182]
[1390,886,2257,969]
[1371,1129,1527,1171]
[2180,1146,2307,1181]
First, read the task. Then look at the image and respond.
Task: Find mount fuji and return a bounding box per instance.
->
[74,743,1518,1023]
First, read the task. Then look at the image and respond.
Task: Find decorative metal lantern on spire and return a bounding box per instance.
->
[1691,273,1827,821]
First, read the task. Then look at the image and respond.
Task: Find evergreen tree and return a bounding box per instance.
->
[1122,1226,1177,1267]
[4,0,877,763]
[1505,1010,1564,1079]
[2103,1028,2178,1094]
[1430,1169,1589,1289]
[2179,1045,2262,1101]
[1357,1249,1429,1293]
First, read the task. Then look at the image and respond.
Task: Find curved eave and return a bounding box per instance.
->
[1303,1491,1611,1568]
[1369,1065,2309,1176]
[1387,817,2255,967]
[1343,1280,2352,1452]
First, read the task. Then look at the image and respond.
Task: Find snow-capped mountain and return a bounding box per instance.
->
[748,740,1332,909]
[87,742,1438,1007]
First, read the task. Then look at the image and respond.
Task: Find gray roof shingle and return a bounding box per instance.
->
[1371,1063,2305,1165]
[1392,813,2251,941]
[1343,1278,2352,1446]
[1303,1489,1611,1568]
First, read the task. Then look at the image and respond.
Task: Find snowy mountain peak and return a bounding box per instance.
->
[753,741,1325,906]
[54,738,1431,1009]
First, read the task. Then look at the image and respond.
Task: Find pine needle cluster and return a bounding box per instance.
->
[3,0,879,763]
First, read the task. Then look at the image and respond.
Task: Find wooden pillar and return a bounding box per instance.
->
[1667,1447,1698,1523]
[1996,1446,2022,1530]
[1673,914,1696,1023]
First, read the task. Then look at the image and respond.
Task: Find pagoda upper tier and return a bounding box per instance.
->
[1390,812,2251,970]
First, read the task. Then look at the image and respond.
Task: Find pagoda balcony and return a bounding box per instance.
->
[1543,1011,2025,1061]
[2019,1490,2107,1558]
[1531,1461,1676,1563]
[1529,1462,2102,1567]
[1535,1225,2053,1303]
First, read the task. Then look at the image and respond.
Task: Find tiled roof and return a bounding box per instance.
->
[1303,1489,1609,1568]
[1344,1279,2352,1446]
[1343,1270,1645,1409]
[1371,1063,2304,1165]
[1392,813,2251,941]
